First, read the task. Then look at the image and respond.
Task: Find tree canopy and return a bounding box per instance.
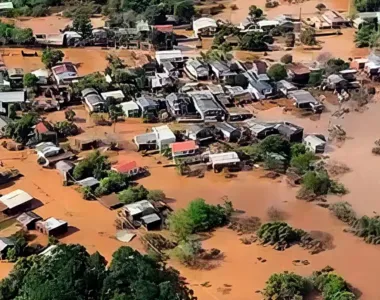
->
[4,113,38,144]
[264,272,311,299]
[73,72,110,94]
[267,63,287,81]
[239,31,270,51]
[23,73,39,88]
[73,150,111,180]
[41,48,64,69]
[72,12,93,38]
[0,244,195,300]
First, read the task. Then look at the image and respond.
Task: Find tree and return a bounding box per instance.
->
[168,209,194,241]
[174,1,195,23]
[118,185,149,204]
[267,63,287,81]
[239,31,269,51]
[170,240,201,266]
[4,112,38,144]
[355,0,380,11]
[72,12,93,39]
[7,104,16,120]
[300,28,317,46]
[248,5,263,19]
[309,70,323,86]
[259,135,291,158]
[264,272,311,299]
[355,24,377,47]
[325,58,349,75]
[65,108,76,122]
[147,189,166,202]
[73,150,111,180]
[290,143,306,158]
[94,171,129,196]
[329,202,357,224]
[301,170,331,196]
[290,151,316,175]
[23,73,39,88]
[280,54,293,64]
[53,121,79,137]
[144,5,168,25]
[108,105,125,132]
[10,28,33,45]
[73,72,109,94]
[41,48,64,69]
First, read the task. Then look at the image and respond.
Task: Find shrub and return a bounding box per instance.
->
[54,121,79,138]
[301,171,331,196]
[118,185,149,204]
[95,171,129,196]
[259,135,291,158]
[264,272,311,299]
[41,48,64,69]
[65,109,76,122]
[351,215,380,244]
[329,202,356,224]
[73,151,110,180]
[147,190,166,202]
[300,28,317,46]
[280,54,293,64]
[309,70,323,86]
[316,3,326,10]
[170,240,201,266]
[267,206,286,221]
[23,73,39,88]
[80,186,93,200]
[290,143,306,158]
[267,63,287,81]
[290,151,316,175]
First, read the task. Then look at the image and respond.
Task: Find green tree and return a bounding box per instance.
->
[300,28,317,46]
[72,12,93,38]
[23,73,39,88]
[170,240,201,266]
[147,189,166,202]
[7,104,17,120]
[325,58,349,75]
[41,48,64,69]
[4,112,38,144]
[73,150,111,180]
[144,5,168,25]
[248,5,263,19]
[53,121,79,137]
[174,1,195,23]
[64,108,76,122]
[355,24,376,47]
[267,63,287,81]
[302,170,331,195]
[290,143,306,158]
[10,28,33,45]
[239,31,269,51]
[280,54,293,64]
[309,70,323,86]
[118,185,149,204]
[94,171,129,196]
[258,135,291,158]
[73,72,109,94]
[168,209,194,241]
[264,272,311,299]
[108,105,125,132]
[355,0,380,11]
[290,151,316,175]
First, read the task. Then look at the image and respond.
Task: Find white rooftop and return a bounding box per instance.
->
[0,189,33,210]
[120,101,139,111]
[152,125,176,141]
[124,200,154,216]
[209,152,240,165]
[41,217,67,231]
[101,90,125,101]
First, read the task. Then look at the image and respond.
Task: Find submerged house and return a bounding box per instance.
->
[185,124,215,143]
[214,122,241,142]
[0,189,33,215]
[51,62,78,84]
[166,93,192,117]
[36,217,68,236]
[112,161,145,178]
[209,152,241,172]
[0,237,14,259]
[155,50,184,69]
[17,211,42,230]
[120,101,140,118]
[286,63,310,84]
[193,17,217,37]
[185,59,209,80]
[82,88,106,113]
[209,60,237,82]
[274,122,304,143]
[136,95,160,117]
[187,91,226,121]
[134,125,176,151]
[304,134,326,154]
[288,90,323,113]
[170,140,199,162]
[244,119,277,139]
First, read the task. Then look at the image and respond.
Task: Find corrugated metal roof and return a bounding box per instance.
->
[124,200,154,216]
[0,91,25,103]
[0,237,14,252]
[40,217,67,231]
[171,140,198,153]
[0,2,14,9]
[113,161,138,173]
[0,189,33,210]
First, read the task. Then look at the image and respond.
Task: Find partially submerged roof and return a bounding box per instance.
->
[98,194,122,210]
[17,211,42,226]
[209,152,240,165]
[35,121,50,134]
[274,122,303,136]
[288,90,318,104]
[0,91,25,103]
[0,237,14,252]
[0,2,13,9]
[214,122,239,134]
[152,125,176,141]
[257,20,280,27]
[0,189,33,210]
[77,177,100,187]
[8,68,24,77]
[286,63,310,75]
[193,17,217,32]
[55,160,75,174]
[187,91,224,112]
[113,161,138,173]
[244,119,275,135]
[171,140,198,153]
[39,244,58,256]
[304,134,326,146]
[155,50,183,63]
[120,101,139,111]
[141,213,161,224]
[322,10,346,23]
[124,200,155,216]
[277,80,297,90]
[136,95,160,108]
[51,63,77,75]
[134,132,157,145]
[101,90,125,101]
[39,217,67,231]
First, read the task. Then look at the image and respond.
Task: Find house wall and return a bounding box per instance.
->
[48,224,68,236]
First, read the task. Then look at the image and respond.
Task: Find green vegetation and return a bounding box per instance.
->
[311,267,356,300]
[95,171,129,196]
[170,240,202,266]
[300,28,317,46]
[72,11,93,39]
[7,104,17,120]
[325,58,349,75]
[257,222,305,250]
[147,189,166,202]
[280,54,293,64]
[248,5,263,19]
[0,244,195,299]
[290,151,316,175]
[355,24,377,47]
[64,109,76,122]
[1,0,61,17]
[23,73,39,88]
[108,104,125,123]
[174,1,195,24]
[53,121,79,138]
[258,135,291,158]
[118,185,149,204]
[4,113,38,144]
[239,31,272,51]
[351,215,380,244]
[355,0,380,11]
[41,48,64,69]
[168,198,233,241]
[73,150,111,180]
[73,72,110,94]
[309,70,324,86]
[267,63,287,81]
[264,267,356,300]
[264,272,311,299]
[329,202,357,224]
[0,22,33,45]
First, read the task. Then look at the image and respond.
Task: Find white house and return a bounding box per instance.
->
[304,135,326,154]
[193,17,217,36]
[152,125,176,151]
[120,101,140,118]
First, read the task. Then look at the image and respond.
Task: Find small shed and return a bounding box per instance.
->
[77,177,100,188]
[17,211,42,230]
[304,134,326,154]
[277,80,297,96]
[214,122,241,142]
[123,200,156,221]
[209,152,241,172]
[0,237,14,259]
[141,213,161,230]
[120,101,140,118]
[55,160,75,186]
[0,189,33,215]
[36,217,68,236]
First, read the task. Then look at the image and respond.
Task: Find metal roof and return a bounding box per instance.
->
[0,237,14,252]
[134,132,157,145]
[214,122,239,134]
[0,2,13,9]
[101,90,125,101]
[141,213,161,224]
[136,95,159,109]
[120,101,139,111]
[0,91,25,103]
[124,200,154,216]
[55,160,74,174]
[17,211,42,226]
[304,134,326,147]
[193,17,217,33]
[0,189,33,210]
[288,90,318,104]
[40,217,67,231]
[152,125,176,141]
[187,91,223,113]
[77,177,100,187]
[171,140,198,153]
[209,152,240,165]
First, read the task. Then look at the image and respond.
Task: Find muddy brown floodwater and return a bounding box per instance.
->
[2,99,380,299]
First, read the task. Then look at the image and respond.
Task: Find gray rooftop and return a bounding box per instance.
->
[215,122,239,134]
[0,91,25,103]
[141,213,161,224]
[136,95,159,109]
[288,90,318,104]
[0,237,14,252]
[135,132,157,145]
[187,91,223,113]
[17,211,42,226]
[77,177,100,187]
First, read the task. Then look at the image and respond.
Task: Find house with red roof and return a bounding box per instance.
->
[33,121,57,145]
[112,161,146,178]
[170,140,199,162]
